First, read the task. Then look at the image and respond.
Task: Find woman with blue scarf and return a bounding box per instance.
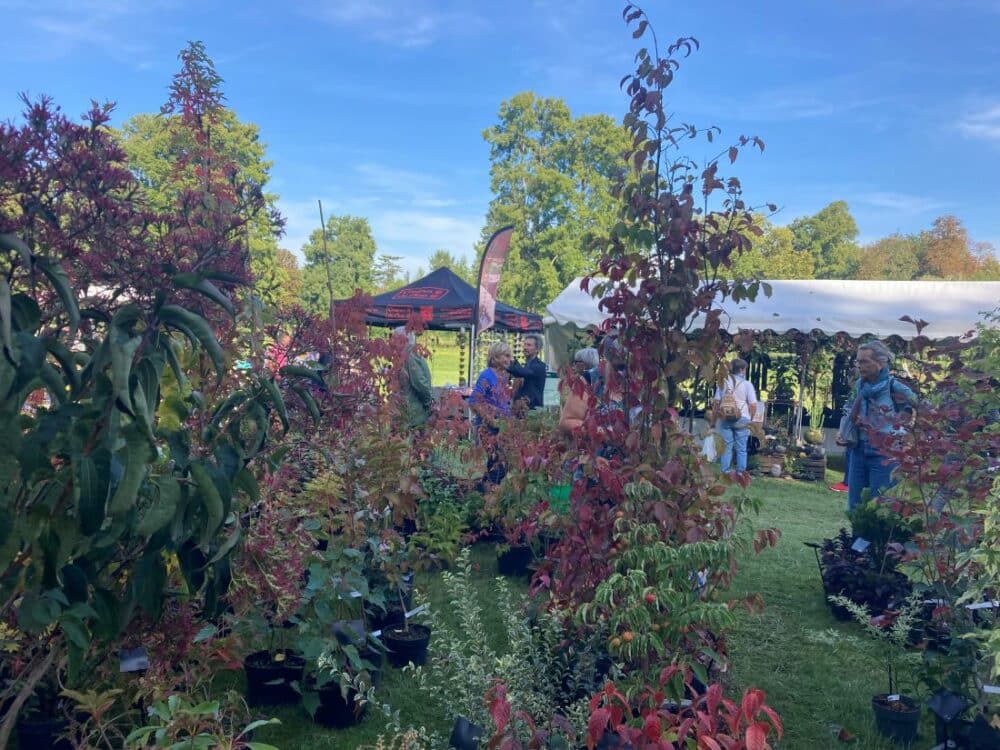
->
[846,340,917,510]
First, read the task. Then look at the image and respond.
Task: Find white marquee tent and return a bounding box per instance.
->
[544,278,1000,366]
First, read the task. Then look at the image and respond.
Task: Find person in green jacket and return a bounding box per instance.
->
[394,326,434,428]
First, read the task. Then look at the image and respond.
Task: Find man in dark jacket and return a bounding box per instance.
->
[507,333,547,411]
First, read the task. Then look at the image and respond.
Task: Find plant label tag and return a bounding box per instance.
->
[887,694,900,702]
[405,604,428,619]
[120,647,149,673]
[966,600,999,610]
[851,537,870,553]
[983,685,1000,695]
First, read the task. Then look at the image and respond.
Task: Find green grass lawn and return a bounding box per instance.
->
[254,475,939,749]
[418,339,465,387]
[727,472,933,749]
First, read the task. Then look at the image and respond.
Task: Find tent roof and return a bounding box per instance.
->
[545,278,1000,340]
[354,266,543,333]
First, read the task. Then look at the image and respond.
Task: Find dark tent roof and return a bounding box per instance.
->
[353,266,543,333]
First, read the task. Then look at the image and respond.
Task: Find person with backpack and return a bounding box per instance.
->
[845,340,917,510]
[712,358,759,473]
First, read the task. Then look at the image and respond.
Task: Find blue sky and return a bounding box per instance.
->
[3,0,999,276]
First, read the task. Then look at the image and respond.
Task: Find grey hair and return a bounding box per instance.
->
[487,341,512,368]
[859,340,893,366]
[573,347,599,369]
[730,357,748,374]
[392,326,416,347]
[523,333,543,351]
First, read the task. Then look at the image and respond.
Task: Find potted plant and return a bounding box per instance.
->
[294,542,385,727]
[235,611,306,708]
[829,595,922,744]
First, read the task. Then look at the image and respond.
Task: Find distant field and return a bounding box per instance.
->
[424,340,466,386]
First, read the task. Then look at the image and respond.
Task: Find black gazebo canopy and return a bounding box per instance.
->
[355,267,543,333]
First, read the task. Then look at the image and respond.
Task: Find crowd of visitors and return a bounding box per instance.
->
[380,327,921,507]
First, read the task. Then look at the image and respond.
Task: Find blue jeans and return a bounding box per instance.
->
[847,443,897,510]
[718,417,750,472]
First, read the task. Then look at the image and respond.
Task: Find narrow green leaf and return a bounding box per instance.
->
[108,427,152,515]
[291,385,321,424]
[60,616,89,651]
[33,257,80,332]
[232,469,259,504]
[159,305,224,384]
[161,335,188,391]
[261,376,288,433]
[278,364,324,386]
[110,324,141,417]
[206,518,240,565]
[172,272,235,317]
[77,450,111,535]
[44,338,80,394]
[0,277,12,361]
[136,477,180,536]
[189,461,224,548]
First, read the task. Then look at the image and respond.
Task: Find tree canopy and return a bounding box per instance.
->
[299,214,378,314]
[789,200,860,279]
[479,92,629,311]
[427,248,475,285]
[117,42,288,306]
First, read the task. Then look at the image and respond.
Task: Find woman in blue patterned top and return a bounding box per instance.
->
[471,341,513,485]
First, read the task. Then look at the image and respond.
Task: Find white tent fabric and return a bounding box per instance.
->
[544,278,1000,366]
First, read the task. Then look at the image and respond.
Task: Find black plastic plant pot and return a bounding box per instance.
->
[967,715,1000,750]
[449,715,484,750]
[496,545,533,576]
[871,694,921,745]
[244,649,305,707]
[311,683,368,729]
[383,623,432,667]
[370,606,406,633]
[17,715,72,750]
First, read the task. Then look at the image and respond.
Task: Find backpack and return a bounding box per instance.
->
[718,382,741,420]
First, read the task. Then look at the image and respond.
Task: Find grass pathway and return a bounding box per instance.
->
[727,474,933,749]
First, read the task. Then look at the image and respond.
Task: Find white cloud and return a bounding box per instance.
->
[2,0,174,63]
[307,0,488,49]
[857,192,951,215]
[958,103,1000,141]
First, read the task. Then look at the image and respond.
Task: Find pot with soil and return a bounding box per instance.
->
[449,715,484,750]
[871,694,921,744]
[244,649,305,706]
[306,676,369,729]
[383,623,432,667]
[16,714,72,750]
[496,545,533,576]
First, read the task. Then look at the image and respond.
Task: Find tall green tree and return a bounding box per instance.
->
[117,43,286,306]
[789,201,860,279]
[299,215,377,314]
[480,92,629,311]
[856,234,924,280]
[729,221,814,279]
[373,253,404,292]
[427,248,475,284]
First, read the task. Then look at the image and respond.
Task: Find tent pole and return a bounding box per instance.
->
[468,325,476,387]
[794,366,806,442]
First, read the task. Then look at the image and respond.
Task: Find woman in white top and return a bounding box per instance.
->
[712,358,759,473]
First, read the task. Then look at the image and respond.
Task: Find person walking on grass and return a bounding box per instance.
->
[713,358,758,473]
[845,340,916,511]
